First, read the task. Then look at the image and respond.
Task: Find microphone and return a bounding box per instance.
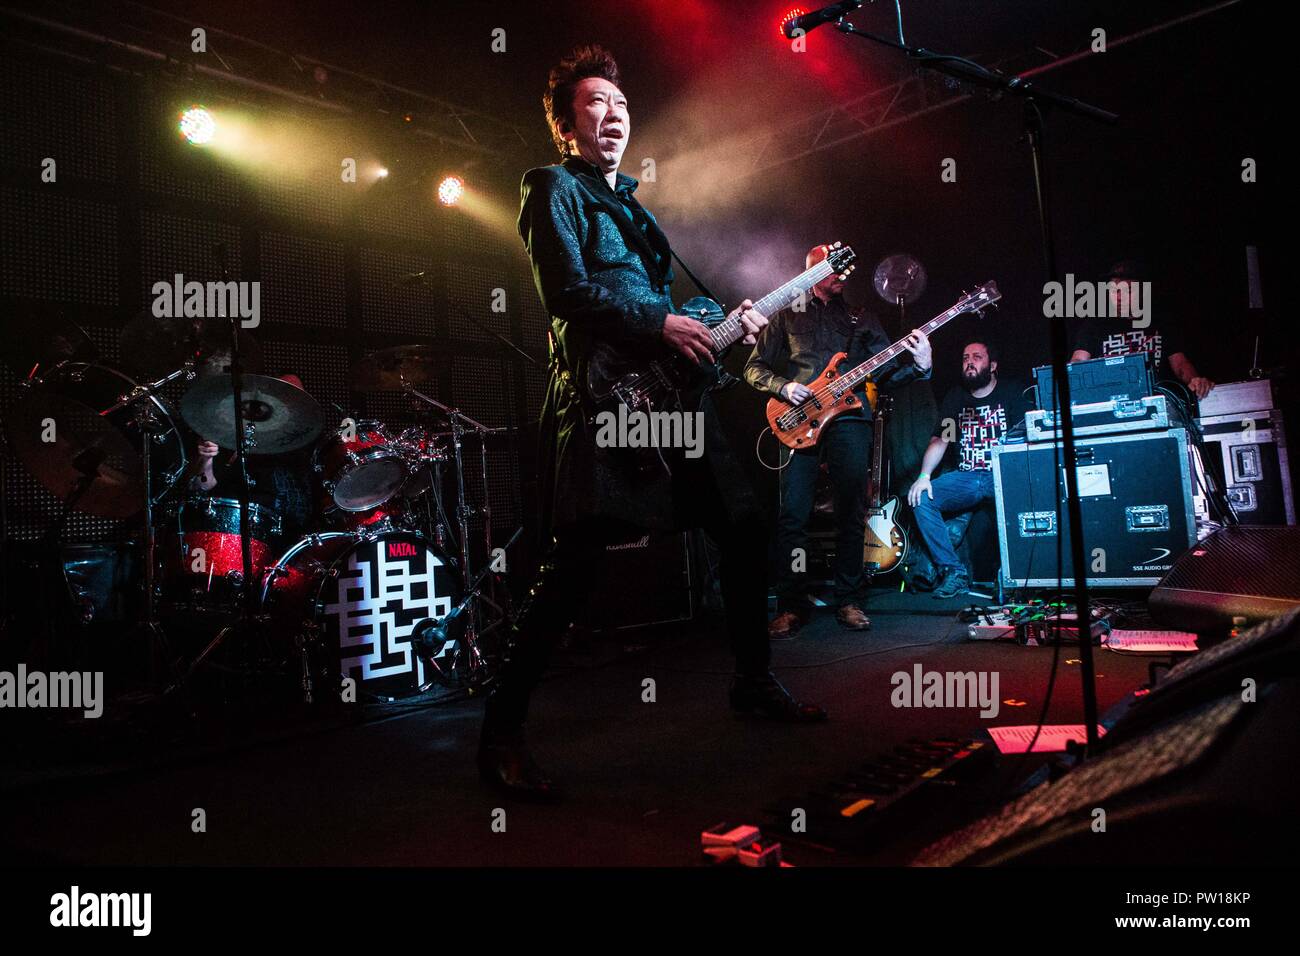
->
[783,0,864,38]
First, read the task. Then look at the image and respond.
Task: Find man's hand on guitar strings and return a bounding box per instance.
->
[729,298,769,346]
[662,312,715,365]
[901,328,932,370]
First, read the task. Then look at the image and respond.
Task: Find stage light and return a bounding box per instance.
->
[178,106,216,146]
[376,167,389,178]
[437,175,464,206]
[778,8,806,38]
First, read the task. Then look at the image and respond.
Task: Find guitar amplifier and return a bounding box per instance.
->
[1025,395,1170,442]
[992,428,1197,588]
[576,531,698,631]
[1033,353,1154,409]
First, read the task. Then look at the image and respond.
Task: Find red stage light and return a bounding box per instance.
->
[779,8,806,38]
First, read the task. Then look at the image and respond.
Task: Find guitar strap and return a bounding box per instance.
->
[669,248,723,308]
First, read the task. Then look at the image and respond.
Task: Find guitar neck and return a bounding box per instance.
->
[836,301,974,390]
[705,260,837,353]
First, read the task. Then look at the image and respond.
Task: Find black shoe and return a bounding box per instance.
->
[933,566,971,599]
[477,731,563,804]
[729,673,828,722]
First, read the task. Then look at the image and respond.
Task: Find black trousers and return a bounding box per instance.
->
[483,450,771,736]
[773,416,872,612]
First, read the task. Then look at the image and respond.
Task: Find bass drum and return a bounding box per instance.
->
[261,531,462,699]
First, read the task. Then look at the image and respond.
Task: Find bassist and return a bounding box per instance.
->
[745,245,931,638]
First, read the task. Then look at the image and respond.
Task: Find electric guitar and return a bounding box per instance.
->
[863,393,907,574]
[586,243,858,419]
[765,281,1000,450]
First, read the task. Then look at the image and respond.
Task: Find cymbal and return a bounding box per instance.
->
[5,304,98,378]
[119,310,264,379]
[873,253,928,307]
[180,374,323,456]
[4,389,144,519]
[355,345,438,391]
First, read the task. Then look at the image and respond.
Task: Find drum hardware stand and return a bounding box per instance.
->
[401,380,514,686]
[107,369,192,689]
[165,244,269,697]
[412,525,522,689]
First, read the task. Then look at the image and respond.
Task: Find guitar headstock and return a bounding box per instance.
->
[957,280,1000,315]
[826,241,857,280]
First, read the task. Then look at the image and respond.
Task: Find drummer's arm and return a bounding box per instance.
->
[188,440,219,491]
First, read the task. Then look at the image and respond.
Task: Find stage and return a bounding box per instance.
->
[0,590,1160,867]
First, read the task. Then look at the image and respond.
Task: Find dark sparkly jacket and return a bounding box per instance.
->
[518,156,758,533]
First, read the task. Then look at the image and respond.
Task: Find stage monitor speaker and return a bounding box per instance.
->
[576,530,697,632]
[1148,526,1300,631]
[912,607,1300,866]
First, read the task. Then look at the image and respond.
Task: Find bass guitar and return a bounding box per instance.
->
[765,281,1001,450]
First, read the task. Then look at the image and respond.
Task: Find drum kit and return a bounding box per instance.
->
[3,305,516,704]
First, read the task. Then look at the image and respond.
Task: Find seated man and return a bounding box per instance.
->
[1069,259,1215,399]
[906,339,1030,598]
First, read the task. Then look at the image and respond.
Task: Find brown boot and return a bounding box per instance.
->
[835,603,871,631]
[768,611,803,640]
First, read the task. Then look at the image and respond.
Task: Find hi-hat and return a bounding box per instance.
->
[355,344,439,391]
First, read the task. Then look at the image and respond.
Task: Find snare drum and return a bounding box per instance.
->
[313,420,409,512]
[160,496,283,614]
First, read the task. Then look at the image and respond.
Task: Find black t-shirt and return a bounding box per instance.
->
[205,449,315,537]
[1072,318,1185,377]
[933,378,1032,472]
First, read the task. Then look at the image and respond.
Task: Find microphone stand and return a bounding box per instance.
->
[833,17,1118,754]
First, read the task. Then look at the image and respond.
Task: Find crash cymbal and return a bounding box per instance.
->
[354,345,438,391]
[180,374,323,456]
[4,389,144,519]
[119,310,264,379]
[5,304,98,379]
[873,253,928,307]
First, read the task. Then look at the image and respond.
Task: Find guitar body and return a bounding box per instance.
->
[863,496,907,573]
[764,351,874,450]
[587,295,727,418]
[766,281,1001,451]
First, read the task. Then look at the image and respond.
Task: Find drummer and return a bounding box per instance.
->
[185,372,315,540]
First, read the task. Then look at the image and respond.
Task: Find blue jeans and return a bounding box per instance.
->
[912,469,995,571]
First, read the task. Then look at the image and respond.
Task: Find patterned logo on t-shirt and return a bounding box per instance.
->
[1100,330,1163,370]
[958,403,1007,471]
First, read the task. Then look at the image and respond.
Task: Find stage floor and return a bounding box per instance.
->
[0,592,1159,866]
